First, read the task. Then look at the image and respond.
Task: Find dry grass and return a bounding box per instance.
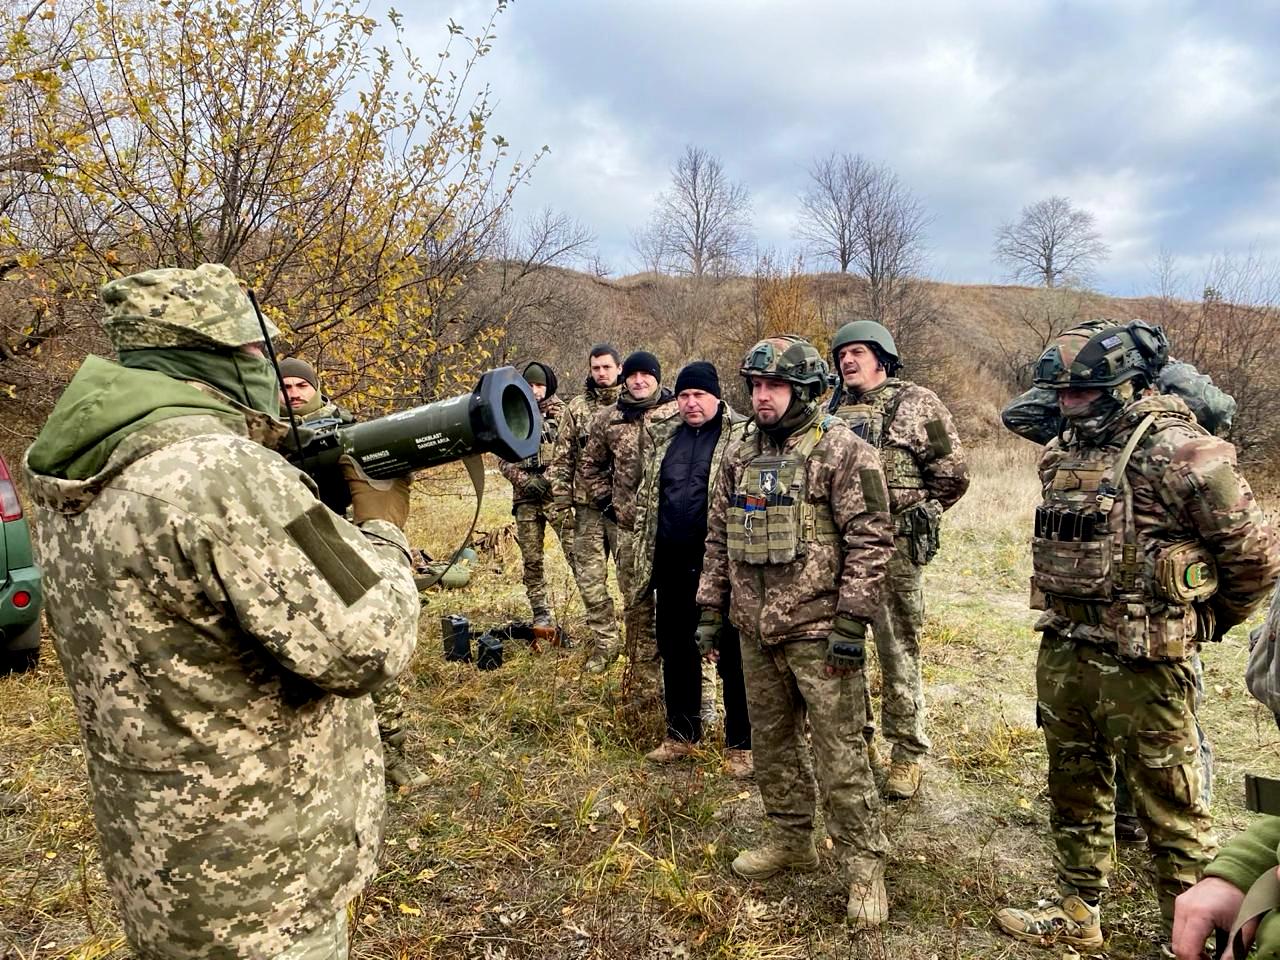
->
[3,440,1279,959]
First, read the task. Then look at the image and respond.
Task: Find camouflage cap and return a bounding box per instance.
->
[100,263,279,352]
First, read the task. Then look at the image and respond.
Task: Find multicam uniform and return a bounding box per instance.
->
[24,264,420,959]
[834,377,968,764]
[580,389,679,689]
[698,409,894,879]
[500,393,567,622]
[1027,393,1278,924]
[549,380,622,660]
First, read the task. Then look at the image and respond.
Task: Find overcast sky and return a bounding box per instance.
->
[402,1,1280,296]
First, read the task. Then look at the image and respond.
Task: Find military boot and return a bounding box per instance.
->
[645,738,696,764]
[884,760,922,800]
[731,838,819,880]
[1115,812,1148,845]
[583,648,614,675]
[846,858,888,928]
[385,754,429,791]
[995,895,1103,949]
[724,749,754,780]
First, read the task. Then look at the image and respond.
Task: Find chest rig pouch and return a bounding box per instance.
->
[1032,413,1217,661]
[727,421,839,565]
[837,392,924,492]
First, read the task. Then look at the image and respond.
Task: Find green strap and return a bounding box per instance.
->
[1232,865,1280,959]
[416,455,484,591]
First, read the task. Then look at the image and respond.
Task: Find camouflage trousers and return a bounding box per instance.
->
[372,674,408,761]
[861,536,931,762]
[573,505,619,657]
[615,528,661,697]
[1116,650,1212,814]
[1037,632,1217,928]
[276,908,348,960]
[514,501,567,619]
[741,635,887,869]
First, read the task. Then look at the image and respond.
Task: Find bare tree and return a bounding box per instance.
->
[994,196,1109,287]
[991,286,1091,390]
[634,145,752,277]
[796,153,872,272]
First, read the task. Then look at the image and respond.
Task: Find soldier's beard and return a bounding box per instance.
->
[759,391,817,439]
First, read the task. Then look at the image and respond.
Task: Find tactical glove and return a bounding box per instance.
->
[595,495,617,524]
[825,615,868,671]
[340,456,412,529]
[524,475,550,499]
[695,609,723,657]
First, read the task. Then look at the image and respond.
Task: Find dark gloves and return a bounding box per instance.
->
[695,609,723,657]
[340,456,412,529]
[524,475,550,499]
[595,495,617,523]
[825,615,868,672]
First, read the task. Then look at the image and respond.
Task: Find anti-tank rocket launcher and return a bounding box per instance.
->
[283,366,542,478]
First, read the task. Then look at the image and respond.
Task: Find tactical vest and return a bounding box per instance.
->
[726,419,840,565]
[836,386,925,498]
[519,410,559,472]
[1031,413,1219,661]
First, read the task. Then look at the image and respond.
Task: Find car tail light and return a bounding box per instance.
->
[11,591,29,608]
[0,457,19,521]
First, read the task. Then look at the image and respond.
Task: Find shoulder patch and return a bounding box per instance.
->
[286,503,380,606]
[860,468,889,514]
[1195,460,1244,513]
[925,419,952,457]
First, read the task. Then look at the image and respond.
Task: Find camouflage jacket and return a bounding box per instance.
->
[1034,394,1279,646]
[835,377,969,515]
[629,401,748,605]
[547,380,621,506]
[696,413,894,646]
[26,410,419,958]
[499,395,565,505]
[579,390,680,531]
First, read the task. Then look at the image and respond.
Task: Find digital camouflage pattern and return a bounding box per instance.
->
[698,407,893,874]
[579,392,680,532]
[548,381,621,508]
[548,381,622,654]
[26,358,418,954]
[1030,393,1280,930]
[836,377,969,764]
[697,411,893,647]
[101,262,280,350]
[581,391,679,687]
[501,395,567,620]
[628,400,748,606]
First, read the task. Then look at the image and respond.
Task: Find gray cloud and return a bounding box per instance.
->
[405,1,1280,294]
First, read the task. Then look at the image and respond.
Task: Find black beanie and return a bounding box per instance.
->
[621,350,661,382]
[674,361,721,398]
[279,357,319,390]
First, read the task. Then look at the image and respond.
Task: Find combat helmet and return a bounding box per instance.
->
[1033,319,1168,391]
[739,335,829,402]
[830,319,900,375]
[100,263,279,353]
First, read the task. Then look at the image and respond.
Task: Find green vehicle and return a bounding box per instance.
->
[0,453,42,674]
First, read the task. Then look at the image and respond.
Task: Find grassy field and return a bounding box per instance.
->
[3,441,1279,959]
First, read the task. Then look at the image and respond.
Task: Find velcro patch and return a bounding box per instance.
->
[925,419,952,457]
[286,503,380,607]
[1196,461,1242,513]
[860,468,889,514]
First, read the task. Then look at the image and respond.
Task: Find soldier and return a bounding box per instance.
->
[23,264,419,959]
[995,320,1280,950]
[548,344,623,673]
[580,350,678,695]
[697,336,895,926]
[630,361,753,776]
[499,361,566,630]
[829,320,970,799]
[1173,584,1280,960]
[279,355,427,791]
[1002,331,1233,845]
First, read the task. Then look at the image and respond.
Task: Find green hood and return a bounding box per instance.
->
[27,355,243,481]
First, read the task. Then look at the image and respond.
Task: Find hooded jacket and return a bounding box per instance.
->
[547,377,622,507]
[25,355,419,959]
[579,386,678,531]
